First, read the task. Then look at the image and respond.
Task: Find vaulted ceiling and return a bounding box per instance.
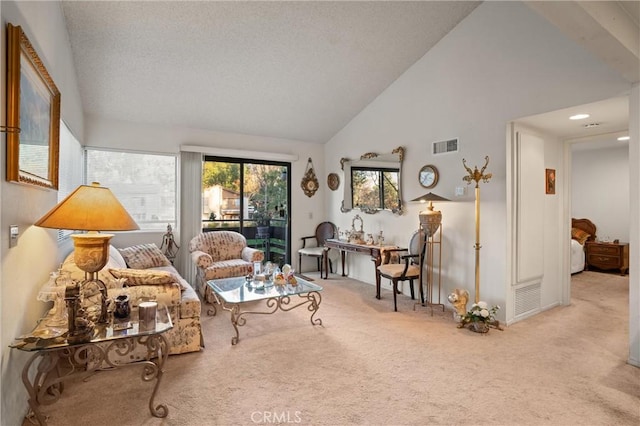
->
[62,1,480,143]
[61,1,638,144]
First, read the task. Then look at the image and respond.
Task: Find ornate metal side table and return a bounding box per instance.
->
[10,305,173,425]
[207,276,323,345]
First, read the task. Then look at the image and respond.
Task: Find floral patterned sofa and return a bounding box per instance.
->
[61,243,203,362]
[189,231,264,304]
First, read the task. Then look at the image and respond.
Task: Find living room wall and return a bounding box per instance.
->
[324,2,631,322]
[0,2,85,425]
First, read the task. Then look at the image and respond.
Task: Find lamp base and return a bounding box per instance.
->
[71,233,113,323]
[81,277,110,324]
[418,202,442,237]
[71,233,113,273]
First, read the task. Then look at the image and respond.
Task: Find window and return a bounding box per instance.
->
[202,157,291,265]
[351,166,399,211]
[57,121,84,242]
[85,149,177,231]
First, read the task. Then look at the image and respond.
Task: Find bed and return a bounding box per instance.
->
[571,218,597,274]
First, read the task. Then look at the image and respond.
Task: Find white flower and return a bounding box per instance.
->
[480,309,490,317]
[477,301,488,309]
[471,303,478,308]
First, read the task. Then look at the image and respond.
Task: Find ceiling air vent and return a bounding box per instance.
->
[432,138,458,155]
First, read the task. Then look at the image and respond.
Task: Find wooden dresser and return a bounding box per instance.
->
[585,241,629,275]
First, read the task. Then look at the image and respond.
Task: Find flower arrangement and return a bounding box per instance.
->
[458,301,501,333]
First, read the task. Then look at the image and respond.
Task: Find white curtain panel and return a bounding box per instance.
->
[177,151,203,286]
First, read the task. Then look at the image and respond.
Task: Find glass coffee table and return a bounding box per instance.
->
[207,276,323,345]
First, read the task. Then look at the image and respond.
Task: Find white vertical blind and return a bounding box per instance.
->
[57,121,84,242]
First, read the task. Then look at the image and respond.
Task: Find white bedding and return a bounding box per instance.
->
[571,239,585,274]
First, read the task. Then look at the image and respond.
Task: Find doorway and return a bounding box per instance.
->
[508,96,631,323]
[201,156,291,265]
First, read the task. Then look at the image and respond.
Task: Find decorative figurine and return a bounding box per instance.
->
[65,282,95,343]
[160,223,179,264]
[447,289,470,323]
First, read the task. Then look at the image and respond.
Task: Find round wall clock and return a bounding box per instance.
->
[419,164,439,189]
[327,173,340,191]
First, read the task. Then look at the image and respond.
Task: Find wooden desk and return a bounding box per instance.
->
[324,239,397,299]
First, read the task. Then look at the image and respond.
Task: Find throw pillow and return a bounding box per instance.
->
[109,268,178,286]
[119,243,171,269]
[571,227,590,245]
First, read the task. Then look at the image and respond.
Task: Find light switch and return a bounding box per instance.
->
[10,225,18,248]
[455,186,467,197]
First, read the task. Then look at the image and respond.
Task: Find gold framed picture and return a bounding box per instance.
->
[545,168,556,194]
[6,23,61,189]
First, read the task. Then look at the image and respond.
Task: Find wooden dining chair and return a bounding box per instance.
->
[376,231,424,311]
[298,221,337,278]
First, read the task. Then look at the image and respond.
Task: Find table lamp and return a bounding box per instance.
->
[411,192,450,236]
[35,182,139,323]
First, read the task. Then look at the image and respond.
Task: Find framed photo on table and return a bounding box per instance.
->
[6,23,61,189]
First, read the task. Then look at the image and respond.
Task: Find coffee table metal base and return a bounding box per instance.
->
[213,291,322,345]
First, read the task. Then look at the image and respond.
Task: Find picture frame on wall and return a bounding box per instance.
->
[545,168,556,195]
[6,23,61,189]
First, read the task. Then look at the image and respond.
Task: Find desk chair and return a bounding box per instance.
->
[376,231,424,311]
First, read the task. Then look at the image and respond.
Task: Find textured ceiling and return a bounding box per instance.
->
[61,1,481,143]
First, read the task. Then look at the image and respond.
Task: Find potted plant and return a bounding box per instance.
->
[252,206,272,238]
[458,301,501,333]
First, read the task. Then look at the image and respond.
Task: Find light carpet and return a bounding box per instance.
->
[23,271,639,425]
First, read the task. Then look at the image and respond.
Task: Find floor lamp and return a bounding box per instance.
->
[412,192,449,313]
[462,156,492,304]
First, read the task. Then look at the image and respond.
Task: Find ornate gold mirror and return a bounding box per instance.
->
[340,146,405,215]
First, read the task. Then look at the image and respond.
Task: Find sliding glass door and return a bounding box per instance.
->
[201,157,291,265]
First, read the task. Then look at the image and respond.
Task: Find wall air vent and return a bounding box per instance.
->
[515,283,541,317]
[432,138,458,155]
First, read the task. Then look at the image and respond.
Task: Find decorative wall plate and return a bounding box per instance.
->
[327,173,340,191]
[301,158,319,197]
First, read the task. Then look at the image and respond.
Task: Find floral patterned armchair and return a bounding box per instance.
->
[189,231,264,303]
